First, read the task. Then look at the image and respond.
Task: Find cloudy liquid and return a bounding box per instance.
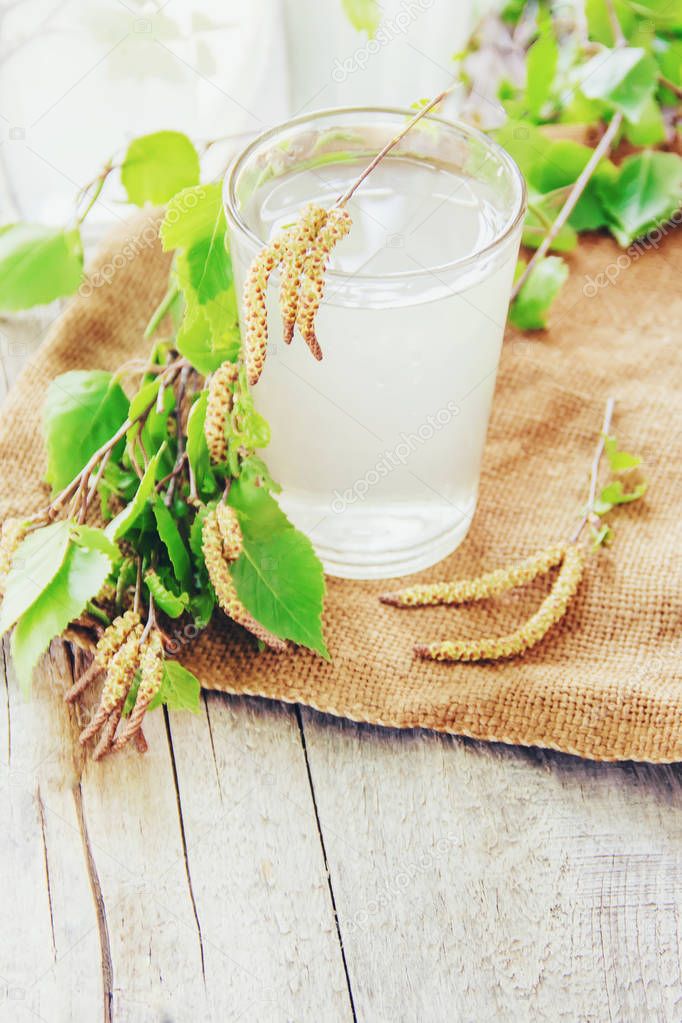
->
[235,157,519,579]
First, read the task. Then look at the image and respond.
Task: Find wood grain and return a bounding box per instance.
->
[301,709,682,1023]
[2,313,682,1023]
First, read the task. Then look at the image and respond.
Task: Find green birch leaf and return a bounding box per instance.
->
[623,96,666,145]
[105,448,163,540]
[43,370,129,493]
[121,131,200,206]
[580,48,658,120]
[0,521,72,636]
[186,391,217,498]
[185,233,232,304]
[604,435,642,473]
[175,300,241,374]
[509,256,569,330]
[228,479,328,657]
[152,498,191,587]
[11,542,111,694]
[598,479,648,510]
[0,224,83,312]
[149,660,201,712]
[144,571,188,619]
[160,183,224,251]
[525,12,559,119]
[341,0,380,35]
[585,0,636,45]
[597,150,682,245]
[71,524,121,563]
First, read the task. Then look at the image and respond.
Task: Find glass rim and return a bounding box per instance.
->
[223,104,528,284]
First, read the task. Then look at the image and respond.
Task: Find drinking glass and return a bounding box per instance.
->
[224,107,526,579]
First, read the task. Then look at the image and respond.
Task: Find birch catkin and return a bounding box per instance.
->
[415,544,586,662]
[279,204,327,344]
[243,229,292,386]
[216,502,242,561]
[80,623,143,743]
[202,510,287,652]
[296,208,352,359]
[380,545,567,607]
[112,630,164,750]
[204,361,239,465]
[94,609,141,668]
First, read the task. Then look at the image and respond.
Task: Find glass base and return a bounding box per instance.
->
[278,492,477,580]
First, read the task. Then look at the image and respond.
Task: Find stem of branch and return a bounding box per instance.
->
[512,112,623,299]
[334,85,455,208]
[145,285,180,340]
[571,396,616,542]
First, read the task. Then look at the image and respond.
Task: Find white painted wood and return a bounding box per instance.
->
[166,693,353,1022]
[3,313,682,1023]
[300,710,682,1023]
[0,640,102,1023]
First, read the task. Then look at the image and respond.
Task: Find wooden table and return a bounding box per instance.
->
[2,319,681,1023]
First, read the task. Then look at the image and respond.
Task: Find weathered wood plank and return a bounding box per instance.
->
[300,710,682,1023]
[165,692,354,1022]
[0,640,102,1023]
[0,315,353,1023]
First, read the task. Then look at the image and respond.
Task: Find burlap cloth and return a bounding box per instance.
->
[1,213,680,762]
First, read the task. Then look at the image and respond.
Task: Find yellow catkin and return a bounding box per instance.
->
[415,544,586,663]
[204,361,239,465]
[295,207,352,359]
[113,631,164,750]
[380,545,567,607]
[94,609,141,668]
[279,204,327,344]
[243,230,292,386]
[216,502,242,561]
[202,510,287,652]
[0,517,28,596]
[80,624,143,743]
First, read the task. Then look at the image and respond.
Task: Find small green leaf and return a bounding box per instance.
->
[525,12,559,119]
[0,521,72,636]
[43,371,129,493]
[11,542,111,694]
[185,233,232,305]
[509,256,569,331]
[175,300,241,375]
[160,183,225,252]
[186,391,216,499]
[228,479,328,657]
[624,95,666,146]
[596,479,648,514]
[105,449,163,540]
[144,571,188,619]
[0,224,83,312]
[604,435,642,473]
[524,199,577,252]
[341,0,380,35]
[149,660,201,712]
[597,150,682,246]
[580,47,658,120]
[591,522,614,548]
[71,524,121,563]
[121,131,200,206]
[585,0,635,45]
[152,499,191,587]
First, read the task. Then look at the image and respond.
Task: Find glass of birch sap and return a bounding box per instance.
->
[224,108,526,579]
